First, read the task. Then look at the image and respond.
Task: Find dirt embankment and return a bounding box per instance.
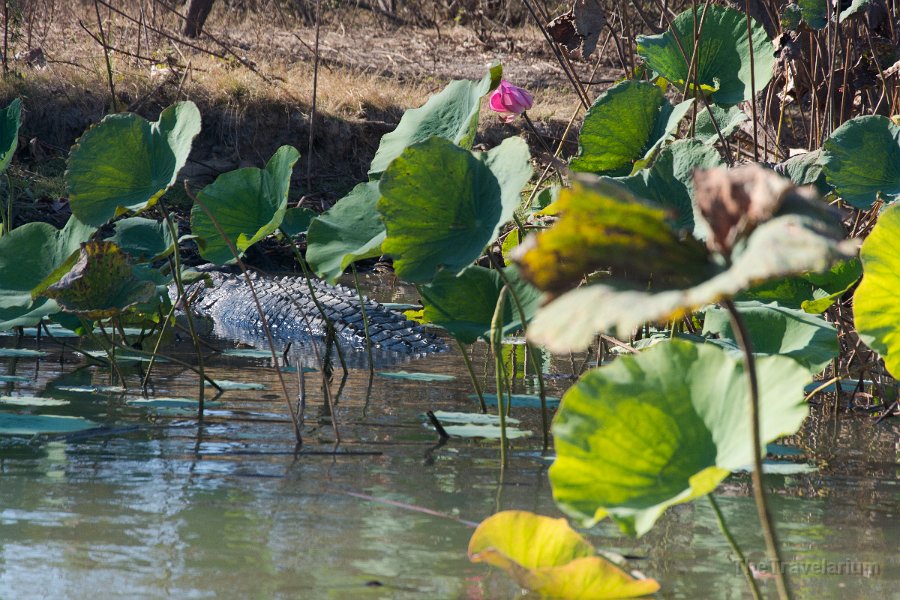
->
[1,5,601,228]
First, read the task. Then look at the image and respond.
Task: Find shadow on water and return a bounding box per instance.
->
[0,293,898,598]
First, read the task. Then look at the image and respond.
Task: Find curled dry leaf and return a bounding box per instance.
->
[547,0,606,60]
[693,164,794,256]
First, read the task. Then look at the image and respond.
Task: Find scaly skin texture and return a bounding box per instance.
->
[176,270,446,355]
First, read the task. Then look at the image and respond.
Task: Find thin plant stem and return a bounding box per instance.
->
[306,0,321,192]
[158,199,207,413]
[457,339,488,413]
[188,188,304,443]
[744,0,759,161]
[707,494,763,600]
[723,299,792,600]
[93,0,118,112]
[491,285,510,465]
[350,263,375,374]
[488,254,549,449]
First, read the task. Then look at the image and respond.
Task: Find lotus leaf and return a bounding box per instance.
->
[305,181,386,283]
[420,265,541,344]
[551,339,809,536]
[570,80,692,175]
[0,216,96,330]
[0,413,96,436]
[636,4,775,105]
[693,104,748,144]
[703,301,838,373]
[822,115,900,208]
[191,145,300,264]
[41,242,157,319]
[104,217,174,262]
[854,203,900,377]
[378,136,531,282]
[469,510,659,598]
[368,65,501,178]
[67,101,201,226]
[0,98,21,175]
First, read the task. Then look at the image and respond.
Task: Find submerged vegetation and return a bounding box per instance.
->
[1,0,899,597]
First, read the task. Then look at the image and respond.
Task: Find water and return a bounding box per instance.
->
[0,308,897,598]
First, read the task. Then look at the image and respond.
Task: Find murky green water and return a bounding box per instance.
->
[0,294,898,598]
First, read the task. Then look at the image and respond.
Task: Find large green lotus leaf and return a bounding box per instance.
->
[468,511,660,598]
[703,301,838,373]
[636,4,775,105]
[775,149,830,193]
[783,0,828,30]
[840,0,875,20]
[378,136,531,283]
[66,101,201,226]
[550,339,809,536]
[514,177,713,295]
[569,80,692,175]
[368,65,501,178]
[604,139,724,237]
[0,216,96,329]
[280,206,317,237]
[854,203,900,377]
[306,181,385,283]
[822,115,900,208]
[103,217,174,262]
[191,145,299,264]
[528,212,854,351]
[693,104,748,144]
[41,241,157,319]
[800,257,862,313]
[420,265,541,344]
[736,276,814,310]
[0,98,21,174]
[0,413,97,436]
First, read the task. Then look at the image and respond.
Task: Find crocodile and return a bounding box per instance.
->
[174,269,447,358]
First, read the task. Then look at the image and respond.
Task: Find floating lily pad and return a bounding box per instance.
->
[205,380,267,390]
[305,181,386,283]
[222,348,280,358]
[0,396,69,407]
[0,413,96,435]
[468,511,660,598]
[430,410,519,425]
[637,4,775,105]
[0,349,47,357]
[0,375,27,382]
[442,424,532,439]
[378,136,532,283]
[66,101,201,226]
[127,397,223,409]
[368,65,501,178]
[55,385,126,394]
[469,393,561,409]
[550,339,809,536]
[191,145,300,264]
[378,371,457,382]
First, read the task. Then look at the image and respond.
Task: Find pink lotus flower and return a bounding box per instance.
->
[489,80,534,123]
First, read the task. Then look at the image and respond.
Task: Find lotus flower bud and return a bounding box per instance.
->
[489,80,534,123]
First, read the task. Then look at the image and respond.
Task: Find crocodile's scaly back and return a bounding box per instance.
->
[177,270,446,355]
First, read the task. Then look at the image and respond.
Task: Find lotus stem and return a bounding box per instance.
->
[723,299,792,600]
[744,0,759,161]
[350,263,375,374]
[159,199,207,414]
[707,494,763,600]
[491,285,510,465]
[457,339,488,413]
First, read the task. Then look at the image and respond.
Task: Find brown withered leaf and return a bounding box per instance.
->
[547,0,606,60]
[693,165,794,257]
